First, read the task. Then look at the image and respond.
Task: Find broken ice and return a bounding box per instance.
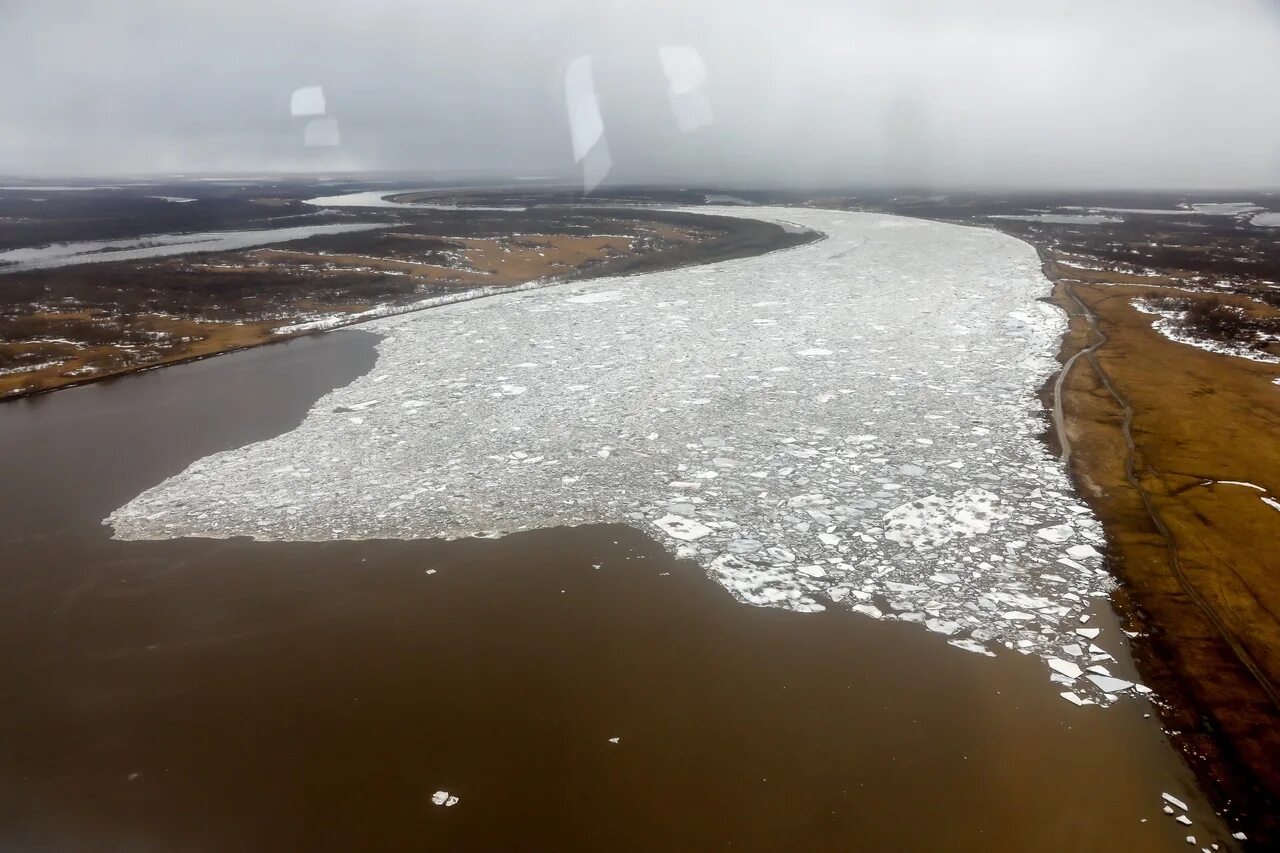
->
[107,206,1120,701]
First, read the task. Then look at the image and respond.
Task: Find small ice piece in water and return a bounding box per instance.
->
[1060,691,1088,706]
[1036,523,1074,543]
[1048,658,1083,679]
[1087,674,1133,693]
[652,514,713,541]
[431,790,456,806]
[1175,815,1192,826]
[1075,627,1101,639]
[949,638,994,657]
[1066,543,1101,560]
[1162,792,1189,811]
[926,618,962,636]
[608,737,620,744]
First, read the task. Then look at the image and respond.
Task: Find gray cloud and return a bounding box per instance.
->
[3,0,1279,188]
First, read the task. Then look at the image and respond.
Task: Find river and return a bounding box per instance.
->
[0,210,1237,850]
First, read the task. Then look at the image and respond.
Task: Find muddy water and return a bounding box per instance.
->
[0,331,1230,851]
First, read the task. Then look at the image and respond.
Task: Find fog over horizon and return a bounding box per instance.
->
[4,0,1280,190]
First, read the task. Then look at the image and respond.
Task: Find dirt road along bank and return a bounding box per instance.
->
[1044,253,1280,846]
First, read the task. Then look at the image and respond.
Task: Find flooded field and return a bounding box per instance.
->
[0,228,1242,850]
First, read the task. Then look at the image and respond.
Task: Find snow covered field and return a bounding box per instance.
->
[108,207,1133,703]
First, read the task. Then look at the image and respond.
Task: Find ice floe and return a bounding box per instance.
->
[108,206,1127,702]
[431,790,460,807]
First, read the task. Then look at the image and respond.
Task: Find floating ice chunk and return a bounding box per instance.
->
[608,737,620,744]
[1066,543,1101,560]
[1048,658,1083,679]
[1075,627,1101,639]
[1087,674,1132,693]
[883,487,1005,549]
[1175,815,1192,826]
[949,638,994,657]
[1233,831,1247,840]
[652,514,713,541]
[1060,691,1089,706]
[931,573,961,584]
[851,604,883,619]
[818,532,841,546]
[796,564,827,578]
[1036,524,1074,543]
[1003,611,1035,621]
[926,618,962,636]
[500,384,527,396]
[1162,792,1188,811]
[431,790,459,806]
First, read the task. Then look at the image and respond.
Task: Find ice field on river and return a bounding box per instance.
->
[109,207,1135,703]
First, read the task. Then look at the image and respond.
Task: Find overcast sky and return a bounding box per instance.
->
[4,0,1280,188]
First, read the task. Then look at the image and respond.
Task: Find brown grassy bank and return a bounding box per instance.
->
[1044,254,1280,846]
[1,207,813,402]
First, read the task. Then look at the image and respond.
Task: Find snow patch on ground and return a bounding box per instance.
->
[1132,299,1280,365]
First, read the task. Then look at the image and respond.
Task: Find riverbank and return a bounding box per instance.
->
[1044,256,1280,845]
[1,200,814,402]
[824,191,1279,845]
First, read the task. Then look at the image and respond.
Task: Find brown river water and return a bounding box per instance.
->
[0,330,1232,851]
